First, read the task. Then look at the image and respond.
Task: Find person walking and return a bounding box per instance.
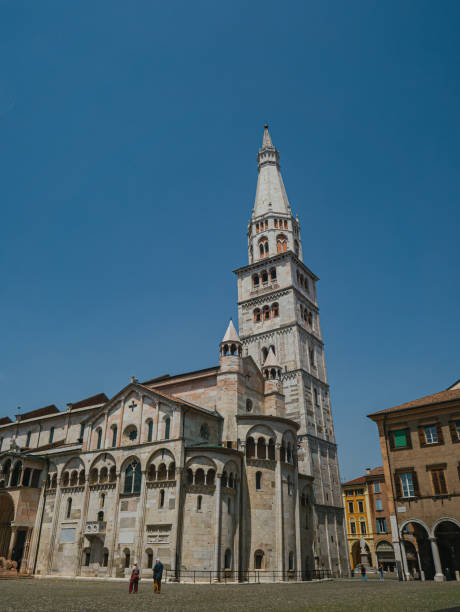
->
[378,563,384,581]
[153,558,164,594]
[129,563,140,594]
[360,564,367,581]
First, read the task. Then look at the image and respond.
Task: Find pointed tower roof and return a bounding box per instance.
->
[263,346,280,368]
[222,319,240,343]
[253,124,292,218]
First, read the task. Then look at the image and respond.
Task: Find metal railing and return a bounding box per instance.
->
[164,569,334,583]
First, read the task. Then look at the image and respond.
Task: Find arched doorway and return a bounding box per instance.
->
[351,540,371,569]
[376,540,396,572]
[401,521,434,580]
[0,494,14,558]
[435,520,460,581]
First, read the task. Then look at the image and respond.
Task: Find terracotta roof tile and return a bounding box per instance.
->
[368,387,460,418]
[0,417,12,425]
[19,405,60,421]
[70,393,108,410]
[342,476,366,486]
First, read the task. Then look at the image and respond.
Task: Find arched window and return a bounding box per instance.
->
[272,303,279,317]
[256,471,262,490]
[259,237,269,259]
[96,428,102,450]
[270,267,277,280]
[268,439,275,460]
[26,431,31,447]
[197,495,202,511]
[262,347,268,362]
[264,220,268,230]
[124,461,141,495]
[168,462,175,481]
[147,420,153,442]
[284,220,288,229]
[22,467,31,487]
[206,469,215,485]
[70,470,78,486]
[11,462,22,487]
[111,425,117,448]
[257,438,266,459]
[31,469,41,488]
[256,222,260,233]
[164,417,170,440]
[148,464,156,481]
[147,550,154,569]
[274,218,278,228]
[224,548,232,569]
[100,493,105,509]
[246,437,255,458]
[254,550,264,569]
[49,426,55,444]
[360,520,367,535]
[159,489,165,508]
[221,471,228,488]
[99,467,108,483]
[254,308,261,322]
[84,549,91,566]
[103,549,109,567]
[79,470,85,485]
[187,468,194,485]
[276,234,287,253]
[66,497,72,519]
[124,549,131,569]
[261,270,268,283]
[109,466,116,482]
[195,469,205,485]
[97,510,104,522]
[157,463,167,480]
[263,305,270,320]
[252,274,259,287]
[288,551,294,570]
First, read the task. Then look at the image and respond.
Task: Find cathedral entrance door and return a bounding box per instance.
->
[12,529,26,570]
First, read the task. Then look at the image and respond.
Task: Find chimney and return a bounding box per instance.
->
[365,468,371,475]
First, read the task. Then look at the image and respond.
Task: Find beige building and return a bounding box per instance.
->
[0,126,348,580]
[368,380,460,581]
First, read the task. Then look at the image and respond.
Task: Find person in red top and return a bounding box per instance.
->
[129,563,140,594]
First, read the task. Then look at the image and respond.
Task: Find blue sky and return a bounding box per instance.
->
[1,1,459,481]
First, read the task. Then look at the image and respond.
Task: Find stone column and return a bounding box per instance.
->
[430,537,445,582]
[294,469,302,578]
[213,473,222,577]
[275,446,284,576]
[27,477,48,574]
[46,483,62,574]
[107,473,122,576]
[7,526,17,560]
[233,476,240,579]
[399,539,410,580]
[74,477,91,576]
[135,470,148,567]
[20,528,33,574]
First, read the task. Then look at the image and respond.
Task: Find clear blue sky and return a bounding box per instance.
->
[1,1,459,481]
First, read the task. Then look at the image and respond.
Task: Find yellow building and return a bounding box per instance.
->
[342,475,374,569]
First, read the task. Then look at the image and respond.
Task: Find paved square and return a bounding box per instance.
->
[1,579,460,612]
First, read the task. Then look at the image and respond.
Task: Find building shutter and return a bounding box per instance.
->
[406,428,413,449]
[394,473,402,498]
[389,432,395,450]
[438,470,447,494]
[436,423,444,445]
[418,427,426,448]
[449,421,460,443]
[412,471,420,497]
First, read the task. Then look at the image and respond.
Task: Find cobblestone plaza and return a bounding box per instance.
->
[1,578,460,612]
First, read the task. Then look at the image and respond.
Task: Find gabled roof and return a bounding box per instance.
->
[263,346,279,368]
[342,475,366,486]
[18,405,60,421]
[69,393,108,410]
[368,386,460,418]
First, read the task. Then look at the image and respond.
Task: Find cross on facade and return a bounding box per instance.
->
[129,401,137,412]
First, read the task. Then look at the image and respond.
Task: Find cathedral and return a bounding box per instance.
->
[0,126,348,579]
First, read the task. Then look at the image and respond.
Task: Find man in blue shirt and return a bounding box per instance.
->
[153,558,164,594]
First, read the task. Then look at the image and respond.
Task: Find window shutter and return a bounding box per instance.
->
[436,423,444,445]
[394,473,402,498]
[439,470,447,494]
[412,471,420,497]
[406,429,413,449]
[389,432,395,450]
[418,427,426,448]
[449,421,459,443]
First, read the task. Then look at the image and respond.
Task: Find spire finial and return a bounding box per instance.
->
[262,124,273,149]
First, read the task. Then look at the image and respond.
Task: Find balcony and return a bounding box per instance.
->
[84,521,106,536]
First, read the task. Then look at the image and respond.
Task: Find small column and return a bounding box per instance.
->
[135,470,148,567]
[275,445,284,576]
[74,476,91,576]
[213,473,222,577]
[430,537,445,582]
[7,526,17,560]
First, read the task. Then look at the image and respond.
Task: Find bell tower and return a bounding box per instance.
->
[234,126,348,574]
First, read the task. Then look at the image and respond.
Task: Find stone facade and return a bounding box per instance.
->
[368,380,460,581]
[0,126,348,579]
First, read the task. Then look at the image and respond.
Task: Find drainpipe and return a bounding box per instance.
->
[383,414,405,581]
